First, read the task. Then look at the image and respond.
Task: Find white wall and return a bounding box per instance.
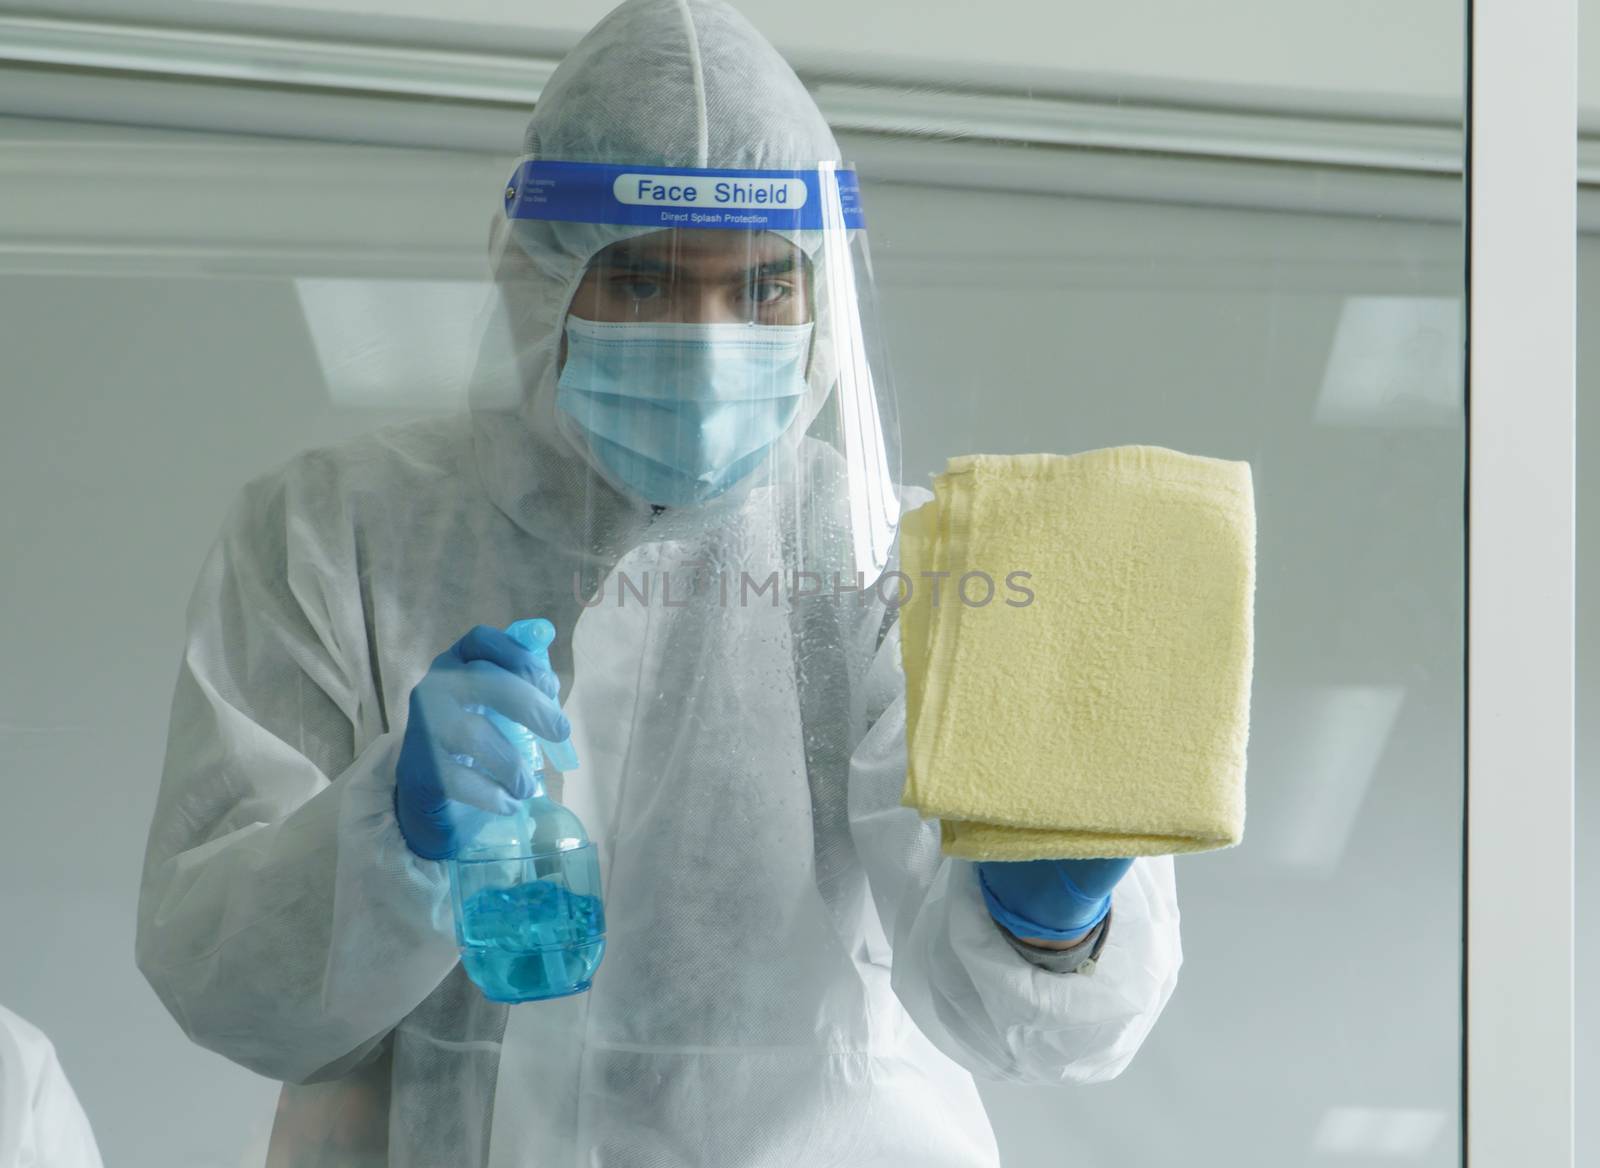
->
[0,116,1469,1167]
[14,0,1471,118]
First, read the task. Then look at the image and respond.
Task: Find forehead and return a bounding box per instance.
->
[590,230,803,271]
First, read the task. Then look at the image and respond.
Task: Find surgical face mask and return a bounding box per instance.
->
[556,317,814,508]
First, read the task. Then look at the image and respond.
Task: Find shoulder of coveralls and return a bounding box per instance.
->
[221,415,477,545]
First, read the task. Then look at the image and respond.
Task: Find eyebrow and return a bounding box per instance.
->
[596,254,673,276]
[749,256,800,279]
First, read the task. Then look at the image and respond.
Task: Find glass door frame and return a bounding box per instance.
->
[1466,0,1577,1162]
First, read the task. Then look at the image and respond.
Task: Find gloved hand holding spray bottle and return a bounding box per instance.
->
[396,618,605,1002]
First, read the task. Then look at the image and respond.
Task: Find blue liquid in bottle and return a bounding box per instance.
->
[448,619,605,1003]
[457,878,605,1002]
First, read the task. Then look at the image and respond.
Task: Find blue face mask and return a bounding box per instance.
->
[556,318,814,507]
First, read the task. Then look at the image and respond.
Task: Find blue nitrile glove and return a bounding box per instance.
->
[395,622,572,860]
[977,857,1135,944]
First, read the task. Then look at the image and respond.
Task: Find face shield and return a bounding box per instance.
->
[469,158,900,588]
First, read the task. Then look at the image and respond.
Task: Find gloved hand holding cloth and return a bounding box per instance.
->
[898,447,1256,867]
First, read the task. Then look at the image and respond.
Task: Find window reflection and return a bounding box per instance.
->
[294,278,489,408]
[1316,296,1462,427]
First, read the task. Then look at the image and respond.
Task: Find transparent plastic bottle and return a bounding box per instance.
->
[447,621,605,1003]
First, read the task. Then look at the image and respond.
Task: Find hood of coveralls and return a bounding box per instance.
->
[467,0,852,568]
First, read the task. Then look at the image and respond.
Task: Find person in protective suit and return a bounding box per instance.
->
[136,2,1183,1165]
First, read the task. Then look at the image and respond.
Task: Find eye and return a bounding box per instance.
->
[747,280,791,305]
[611,277,664,301]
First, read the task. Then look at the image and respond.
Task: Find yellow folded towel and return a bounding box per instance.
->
[898,447,1255,860]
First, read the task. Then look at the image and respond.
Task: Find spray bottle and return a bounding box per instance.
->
[447,619,604,1002]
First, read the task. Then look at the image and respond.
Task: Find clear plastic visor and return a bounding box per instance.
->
[475,159,900,583]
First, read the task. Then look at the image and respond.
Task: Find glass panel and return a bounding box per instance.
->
[0,3,1464,1165]
[879,180,1465,1164]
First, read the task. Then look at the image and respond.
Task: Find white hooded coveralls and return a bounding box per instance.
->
[136,2,1182,1165]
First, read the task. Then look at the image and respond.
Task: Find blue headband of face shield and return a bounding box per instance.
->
[502,160,865,233]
